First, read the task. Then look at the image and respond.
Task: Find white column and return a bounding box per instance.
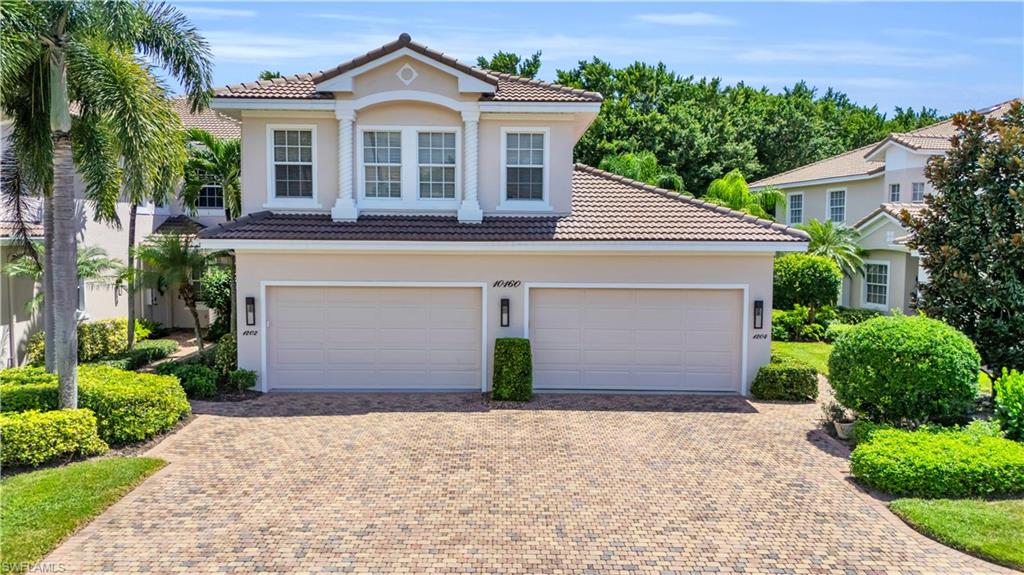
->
[457,109,483,223]
[331,107,358,221]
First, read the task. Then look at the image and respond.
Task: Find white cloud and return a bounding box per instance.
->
[735,41,973,68]
[634,12,736,27]
[178,5,256,19]
[307,13,401,25]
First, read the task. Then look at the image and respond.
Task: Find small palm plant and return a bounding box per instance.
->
[797,219,866,277]
[704,170,785,220]
[3,243,124,312]
[134,234,212,350]
[181,128,242,220]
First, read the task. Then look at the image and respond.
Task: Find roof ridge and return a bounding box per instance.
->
[898,97,1021,137]
[483,71,604,102]
[573,164,809,241]
[749,141,883,187]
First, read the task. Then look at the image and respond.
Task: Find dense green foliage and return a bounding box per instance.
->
[830,316,981,426]
[772,305,881,343]
[995,369,1024,441]
[797,219,865,277]
[0,366,191,444]
[1,458,166,574]
[0,409,108,467]
[26,318,153,366]
[772,254,842,322]
[477,50,542,78]
[95,339,179,370]
[227,369,257,393]
[492,338,533,401]
[751,356,818,401]
[174,364,218,399]
[906,102,1024,373]
[703,169,784,219]
[850,423,1024,498]
[214,333,237,375]
[598,151,683,191]
[199,264,234,340]
[555,59,942,194]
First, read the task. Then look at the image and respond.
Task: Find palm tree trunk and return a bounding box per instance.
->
[188,302,203,351]
[126,203,137,349]
[43,192,55,373]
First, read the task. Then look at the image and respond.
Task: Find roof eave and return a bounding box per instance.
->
[749,170,884,190]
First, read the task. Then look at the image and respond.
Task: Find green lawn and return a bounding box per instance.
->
[771,341,832,375]
[890,498,1024,570]
[0,457,165,574]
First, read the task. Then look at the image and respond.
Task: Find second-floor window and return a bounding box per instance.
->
[272,129,313,198]
[889,183,900,202]
[363,131,402,199]
[504,131,546,201]
[912,182,925,202]
[788,193,803,224]
[196,170,224,209]
[418,132,456,199]
[828,189,846,223]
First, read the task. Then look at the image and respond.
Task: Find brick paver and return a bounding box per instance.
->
[42,393,1011,574]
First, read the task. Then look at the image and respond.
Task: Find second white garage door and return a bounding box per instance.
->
[529,288,743,392]
[266,286,482,391]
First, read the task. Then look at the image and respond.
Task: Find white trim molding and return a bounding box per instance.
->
[259,280,489,393]
[265,123,321,210]
[523,282,751,395]
[355,124,463,212]
[826,187,847,225]
[497,127,552,212]
[861,259,890,311]
[457,110,483,223]
[332,108,358,221]
[786,192,803,226]
[200,239,809,254]
[749,172,882,191]
[314,48,497,94]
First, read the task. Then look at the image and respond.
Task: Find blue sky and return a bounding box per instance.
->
[170,1,1023,115]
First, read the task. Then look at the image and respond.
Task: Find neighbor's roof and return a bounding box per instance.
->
[199,165,807,243]
[153,215,206,236]
[0,221,43,240]
[171,97,241,139]
[751,99,1020,188]
[852,202,927,229]
[214,34,603,104]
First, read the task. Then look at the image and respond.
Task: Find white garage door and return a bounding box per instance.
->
[530,288,742,392]
[266,286,482,391]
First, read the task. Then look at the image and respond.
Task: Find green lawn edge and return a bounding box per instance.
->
[889,498,1024,571]
[0,457,166,574]
[771,341,832,376]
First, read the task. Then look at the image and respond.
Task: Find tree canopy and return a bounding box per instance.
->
[476,51,542,78]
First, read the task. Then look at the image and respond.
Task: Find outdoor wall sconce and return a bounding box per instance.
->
[245,297,256,326]
[500,298,510,327]
[753,300,764,330]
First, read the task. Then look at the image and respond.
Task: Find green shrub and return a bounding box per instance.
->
[168,364,218,399]
[95,339,179,371]
[771,322,790,342]
[0,366,54,386]
[835,307,883,325]
[0,365,191,444]
[26,319,153,366]
[751,356,818,401]
[214,333,237,375]
[492,338,532,401]
[772,305,832,342]
[850,425,1024,498]
[227,369,257,393]
[825,322,854,342]
[773,254,842,320]
[829,315,981,426]
[24,331,45,366]
[995,368,1024,441]
[0,409,108,467]
[200,265,233,340]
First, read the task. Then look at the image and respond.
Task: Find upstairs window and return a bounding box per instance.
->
[272,129,313,198]
[788,193,803,225]
[504,132,545,201]
[828,189,846,224]
[912,182,925,202]
[196,170,224,209]
[418,132,456,199]
[363,131,402,199]
[889,183,900,202]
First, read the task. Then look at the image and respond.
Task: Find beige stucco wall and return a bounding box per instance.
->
[882,147,937,202]
[780,176,885,227]
[345,56,478,104]
[232,251,776,394]
[847,249,917,315]
[1,243,41,367]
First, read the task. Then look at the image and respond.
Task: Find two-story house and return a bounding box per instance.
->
[749,99,1017,315]
[197,34,808,395]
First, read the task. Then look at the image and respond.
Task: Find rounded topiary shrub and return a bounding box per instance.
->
[0,409,108,467]
[492,338,532,402]
[829,315,980,426]
[773,254,842,317]
[751,357,818,401]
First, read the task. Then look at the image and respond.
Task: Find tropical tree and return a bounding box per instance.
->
[704,170,785,219]
[476,51,542,78]
[181,128,242,220]
[0,0,211,408]
[3,243,124,312]
[258,70,281,80]
[598,151,684,192]
[135,233,212,350]
[797,219,865,277]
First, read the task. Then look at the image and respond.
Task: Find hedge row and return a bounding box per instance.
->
[0,409,108,467]
[95,339,179,371]
[26,318,153,365]
[751,356,818,401]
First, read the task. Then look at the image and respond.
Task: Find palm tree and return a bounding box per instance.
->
[135,234,211,350]
[3,243,124,313]
[797,219,866,277]
[181,129,242,221]
[704,170,785,220]
[599,151,685,192]
[1,0,211,408]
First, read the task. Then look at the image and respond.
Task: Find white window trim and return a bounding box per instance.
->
[888,183,901,202]
[911,181,926,203]
[786,192,803,225]
[197,182,225,216]
[497,127,551,212]
[265,124,320,210]
[355,125,462,211]
[136,199,170,215]
[861,259,890,311]
[827,187,847,224]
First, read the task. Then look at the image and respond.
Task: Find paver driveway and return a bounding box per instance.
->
[44,393,1010,574]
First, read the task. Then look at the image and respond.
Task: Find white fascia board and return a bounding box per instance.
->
[855,211,906,233]
[211,98,336,112]
[479,102,602,114]
[314,48,497,93]
[198,239,808,254]
[864,140,940,162]
[749,172,882,191]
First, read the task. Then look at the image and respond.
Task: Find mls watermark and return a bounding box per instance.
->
[1,562,66,573]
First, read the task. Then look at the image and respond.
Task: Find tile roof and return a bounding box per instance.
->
[0,221,43,239]
[852,202,927,229]
[199,165,807,244]
[214,34,602,104]
[171,98,241,139]
[153,215,206,236]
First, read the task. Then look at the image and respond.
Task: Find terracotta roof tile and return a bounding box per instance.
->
[171,98,241,139]
[0,221,43,239]
[154,215,206,236]
[199,165,806,243]
[852,202,927,229]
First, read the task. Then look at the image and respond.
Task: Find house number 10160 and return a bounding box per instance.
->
[492,280,521,288]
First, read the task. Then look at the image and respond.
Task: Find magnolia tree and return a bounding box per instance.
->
[904,101,1024,374]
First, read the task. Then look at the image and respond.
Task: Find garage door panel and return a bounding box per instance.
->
[581,329,633,348]
[634,349,684,367]
[683,331,735,349]
[686,351,734,369]
[268,286,481,391]
[533,347,579,366]
[532,327,580,347]
[531,305,580,328]
[633,330,685,348]
[582,308,636,328]
[581,349,634,366]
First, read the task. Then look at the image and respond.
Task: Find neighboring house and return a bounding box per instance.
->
[750,99,1018,315]
[0,101,241,367]
[197,34,808,395]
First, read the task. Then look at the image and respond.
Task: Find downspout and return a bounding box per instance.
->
[5,253,16,367]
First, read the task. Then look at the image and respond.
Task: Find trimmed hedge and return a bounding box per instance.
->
[492,338,532,402]
[169,364,218,399]
[995,369,1024,441]
[0,365,191,444]
[751,356,818,401]
[829,315,981,426]
[95,339,179,371]
[227,369,257,393]
[850,424,1024,498]
[773,254,842,313]
[0,409,108,467]
[26,318,154,365]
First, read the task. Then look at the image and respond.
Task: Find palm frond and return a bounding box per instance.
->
[70,111,122,225]
[0,146,43,263]
[0,0,46,101]
[133,2,213,112]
